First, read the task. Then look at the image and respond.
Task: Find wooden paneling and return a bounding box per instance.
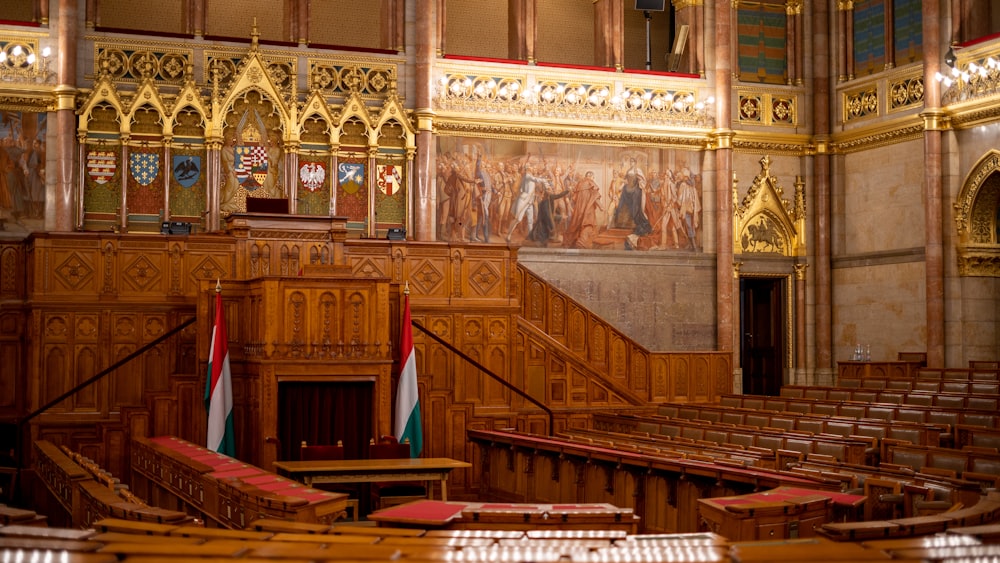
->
[7,231,730,507]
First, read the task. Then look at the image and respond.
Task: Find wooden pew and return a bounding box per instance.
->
[594,411,872,467]
[558,427,778,469]
[718,394,1000,444]
[655,401,945,450]
[781,385,1000,411]
[468,428,839,534]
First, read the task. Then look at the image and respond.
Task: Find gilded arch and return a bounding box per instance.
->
[733,155,806,257]
[75,26,417,235]
[955,149,1000,276]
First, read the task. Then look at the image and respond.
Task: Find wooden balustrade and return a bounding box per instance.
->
[467,428,837,533]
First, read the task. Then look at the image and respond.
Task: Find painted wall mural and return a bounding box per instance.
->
[436,138,703,251]
[0,110,46,233]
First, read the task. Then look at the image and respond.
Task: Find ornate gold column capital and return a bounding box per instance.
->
[837,1,853,11]
[413,108,436,132]
[794,263,808,280]
[920,109,950,131]
[733,261,743,279]
[786,0,803,16]
[809,135,831,155]
[710,129,736,150]
[54,85,78,111]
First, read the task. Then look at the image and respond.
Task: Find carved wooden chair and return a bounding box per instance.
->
[864,477,904,521]
[299,440,345,461]
[368,435,426,511]
[298,440,357,520]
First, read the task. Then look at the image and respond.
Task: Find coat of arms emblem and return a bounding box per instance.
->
[130,151,160,186]
[234,110,269,191]
[172,155,201,188]
[86,150,117,185]
[300,161,326,192]
[377,164,402,195]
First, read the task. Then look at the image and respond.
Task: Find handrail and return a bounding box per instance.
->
[20,315,197,427]
[410,319,554,436]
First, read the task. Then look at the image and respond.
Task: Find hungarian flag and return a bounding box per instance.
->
[394,293,423,457]
[205,289,235,457]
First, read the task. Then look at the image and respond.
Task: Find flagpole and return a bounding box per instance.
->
[206,278,236,457]
[395,280,422,457]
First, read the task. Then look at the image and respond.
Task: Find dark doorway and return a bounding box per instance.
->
[739,277,785,396]
[277,380,374,461]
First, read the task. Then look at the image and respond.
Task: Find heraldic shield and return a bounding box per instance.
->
[300,161,326,192]
[87,149,117,185]
[377,164,401,195]
[130,152,160,186]
[172,155,202,188]
[234,109,269,191]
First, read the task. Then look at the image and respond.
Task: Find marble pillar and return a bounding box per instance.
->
[922,0,944,367]
[412,0,437,241]
[54,0,78,232]
[714,1,733,353]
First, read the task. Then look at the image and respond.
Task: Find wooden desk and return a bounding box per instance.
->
[272,458,471,501]
[698,487,864,542]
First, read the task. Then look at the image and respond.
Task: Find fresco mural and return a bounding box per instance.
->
[0,110,46,234]
[436,138,704,251]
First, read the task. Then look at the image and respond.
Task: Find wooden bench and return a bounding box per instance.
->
[595,412,872,467]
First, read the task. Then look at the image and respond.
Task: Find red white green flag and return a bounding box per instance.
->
[205,288,235,456]
[394,292,423,457]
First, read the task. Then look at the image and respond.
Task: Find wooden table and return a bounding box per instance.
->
[272,458,471,501]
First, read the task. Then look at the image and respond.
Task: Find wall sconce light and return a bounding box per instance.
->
[0,41,56,83]
[945,44,958,68]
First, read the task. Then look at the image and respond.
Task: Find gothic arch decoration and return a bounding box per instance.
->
[75,26,416,236]
[733,155,806,257]
[955,149,1000,276]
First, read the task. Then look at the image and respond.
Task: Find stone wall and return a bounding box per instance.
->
[518,248,717,352]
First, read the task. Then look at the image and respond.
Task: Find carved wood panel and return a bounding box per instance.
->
[8,233,729,505]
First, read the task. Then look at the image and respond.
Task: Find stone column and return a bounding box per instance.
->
[794,263,808,380]
[85,0,96,29]
[813,1,833,382]
[192,0,206,37]
[884,0,894,69]
[787,0,803,85]
[714,1,734,354]
[285,142,299,213]
[922,0,945,368]
[843,1,854,80]
[412,0,437,241]
[594,0,623,70]
[163,138,172,221]
[205,139,221,232]
[836,1,848,82]
[509,0,536,63]
[53,0,79,232]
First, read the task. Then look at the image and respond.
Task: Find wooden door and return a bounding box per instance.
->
[740,277,784,396]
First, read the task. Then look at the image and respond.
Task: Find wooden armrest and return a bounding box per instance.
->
[920,466,957,479]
